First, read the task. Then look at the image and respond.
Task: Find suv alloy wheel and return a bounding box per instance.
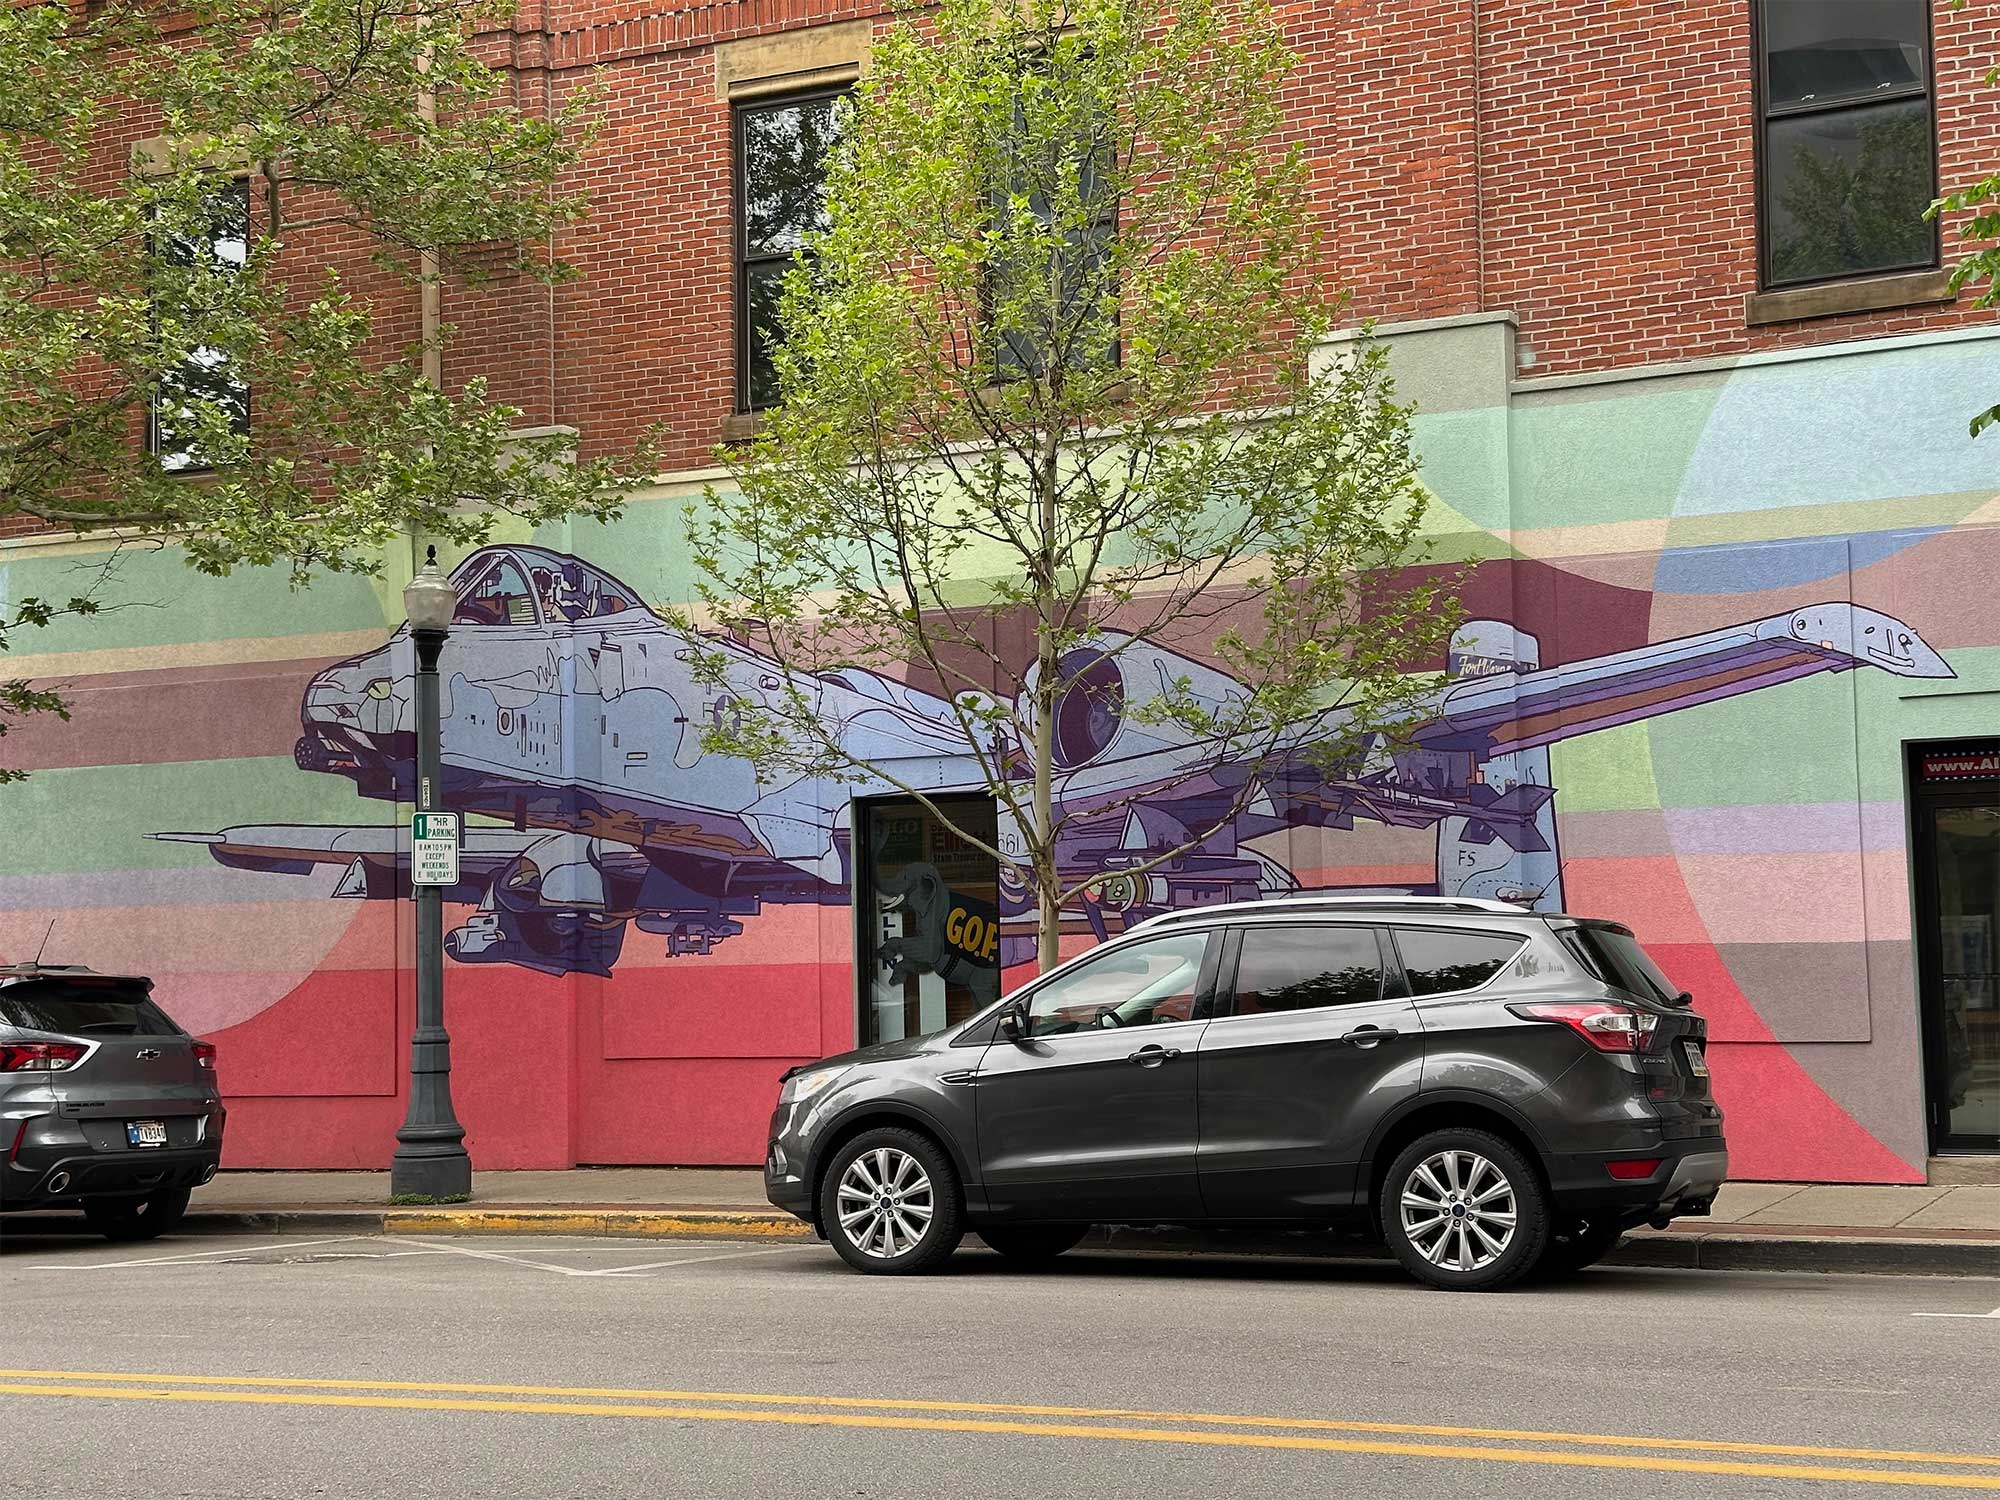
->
[819,1127,964,1274]
[1380,1128,1550,1291]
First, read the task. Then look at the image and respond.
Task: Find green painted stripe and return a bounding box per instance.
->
[1,544,398,654]
[0,758,383,877]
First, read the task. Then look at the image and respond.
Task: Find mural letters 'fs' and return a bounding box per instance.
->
[157,545,1954,981]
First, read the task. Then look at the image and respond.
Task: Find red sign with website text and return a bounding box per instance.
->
[1920,748,2000,781]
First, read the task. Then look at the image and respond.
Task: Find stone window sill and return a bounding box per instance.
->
[1745,268,1956,326]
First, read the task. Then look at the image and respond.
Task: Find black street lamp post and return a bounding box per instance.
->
[389,546,472,1200]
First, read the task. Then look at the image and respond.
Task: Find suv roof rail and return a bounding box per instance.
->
[1126,894,1533,933]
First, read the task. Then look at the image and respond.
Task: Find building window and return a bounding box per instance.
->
[1755,0,1937,289]
[149,180,251,472]
[734,91,844,413]
[990,88,1118,380]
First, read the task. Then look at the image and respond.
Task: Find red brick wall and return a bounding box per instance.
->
[1473,0,2000,376]
[12,0,1999,497]
[506,0,1998,468]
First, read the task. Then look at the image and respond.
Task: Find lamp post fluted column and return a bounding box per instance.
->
[390,547,471,1200]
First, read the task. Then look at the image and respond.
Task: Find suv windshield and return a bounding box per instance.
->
[1558,926,1686,1005]
[0,980,181,1036]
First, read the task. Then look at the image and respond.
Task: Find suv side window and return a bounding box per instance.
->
[1021,932,1209,1037]
[1226,924,1384,1015]
[1391,927,1524,997]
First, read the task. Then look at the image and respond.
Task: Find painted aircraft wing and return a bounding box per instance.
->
[150,824,549,898]
[1419,602,1953,757]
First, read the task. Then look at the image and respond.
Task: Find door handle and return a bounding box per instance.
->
[1127,1044,1181,1067]
[1339,1025,1399,1048]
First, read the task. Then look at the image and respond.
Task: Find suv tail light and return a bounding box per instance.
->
[1508,1001,1658,1053]
[0,1042,88,1072]
[192,1041,217,1071]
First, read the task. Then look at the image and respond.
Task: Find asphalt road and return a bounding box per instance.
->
[2,1228,1997,1499]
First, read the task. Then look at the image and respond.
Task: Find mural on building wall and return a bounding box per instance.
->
[157,542,1954,979]
[7,333,1996,1180]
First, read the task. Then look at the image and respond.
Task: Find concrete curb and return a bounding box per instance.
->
[149,1207,815,1240]
[15,1207,1996,1276]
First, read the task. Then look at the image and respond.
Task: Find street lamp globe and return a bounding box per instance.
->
[403,546,456,632]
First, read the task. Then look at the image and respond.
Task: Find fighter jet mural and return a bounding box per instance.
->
[155,545,1955,979]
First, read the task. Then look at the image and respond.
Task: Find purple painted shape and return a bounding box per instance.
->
[1661,802,1909,856]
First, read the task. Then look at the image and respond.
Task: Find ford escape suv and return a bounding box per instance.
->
[1,965,224,1240]
[765,897,1726,1290]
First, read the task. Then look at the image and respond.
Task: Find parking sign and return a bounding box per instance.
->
[411,812,460,886]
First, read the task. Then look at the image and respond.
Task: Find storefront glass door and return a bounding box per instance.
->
[1913,745,2000,1153]
[856,795,1000,1047]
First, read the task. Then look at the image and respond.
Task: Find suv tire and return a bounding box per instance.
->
[84,1186,191,1243]
[1380,1129,1549,1291]
[820,1127,963,1275]
[978,1225,1090,1265]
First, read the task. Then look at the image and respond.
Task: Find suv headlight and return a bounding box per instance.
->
[779,1066,850,1108]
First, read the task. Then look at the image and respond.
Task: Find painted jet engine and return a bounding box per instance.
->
[155,545,1954,978]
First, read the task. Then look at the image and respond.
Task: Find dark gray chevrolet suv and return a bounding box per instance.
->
[765,897,1727,1290]
[1,965,224,1240]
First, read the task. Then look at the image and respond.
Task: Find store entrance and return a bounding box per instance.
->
[855,795,1001,1047]
[1911,742,2000,1154]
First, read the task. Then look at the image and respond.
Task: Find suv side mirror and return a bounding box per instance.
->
[997,1003,1028,1043]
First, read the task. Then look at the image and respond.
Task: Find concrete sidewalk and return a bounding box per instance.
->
[24,1167,1974,1277]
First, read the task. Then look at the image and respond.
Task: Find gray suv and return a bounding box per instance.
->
[766,897,1727,1290]
[1,965,224,1240]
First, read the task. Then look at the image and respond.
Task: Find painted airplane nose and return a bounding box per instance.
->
[1854,607,1955,680]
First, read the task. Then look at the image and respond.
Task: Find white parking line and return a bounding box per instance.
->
[1912,1302,2000,1320]
[26,1236,366,1272]
[387,1237,637,1279]
[572,1246,814,1277]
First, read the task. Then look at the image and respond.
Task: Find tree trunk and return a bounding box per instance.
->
[1032,420,1063,976]
[1032,671,1061,975]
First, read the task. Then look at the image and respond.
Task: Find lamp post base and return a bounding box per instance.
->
[389,1137,472,1201]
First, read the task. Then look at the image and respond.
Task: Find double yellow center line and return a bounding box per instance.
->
[3,1368,1996,1489]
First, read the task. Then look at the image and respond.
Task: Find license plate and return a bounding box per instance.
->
[1682,1040,1710,1077]
[127,1120,168,1148]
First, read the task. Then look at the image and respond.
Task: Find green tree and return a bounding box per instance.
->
[687,0,1461,971]
[0,0,655,764]
[1932,44,2000,438]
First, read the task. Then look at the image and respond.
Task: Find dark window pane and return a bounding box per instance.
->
[742,259,788,410]
[862,796,1002,1044]
[1558,927,1683,1005]
[1765,97,1934,284]
[152,181,251,472]
[1394,929,1523,997]
[742,96,841,257]
[0,981,180,1036]
[1763,0,1927,111]
[1231,926,1382,1015]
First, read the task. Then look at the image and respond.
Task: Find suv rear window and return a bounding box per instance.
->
[0,980,181,1036]
[1557,926,1686,1005]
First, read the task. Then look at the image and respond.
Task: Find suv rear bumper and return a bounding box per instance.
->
[1,1144,222,1210]
[1544,1141,1728,1228]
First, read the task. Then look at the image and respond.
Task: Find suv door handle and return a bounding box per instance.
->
[1340,1026,1399,1048]
[1127,1044,1181,1067]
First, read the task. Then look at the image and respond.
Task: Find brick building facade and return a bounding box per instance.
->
[3,0,1998,1180]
